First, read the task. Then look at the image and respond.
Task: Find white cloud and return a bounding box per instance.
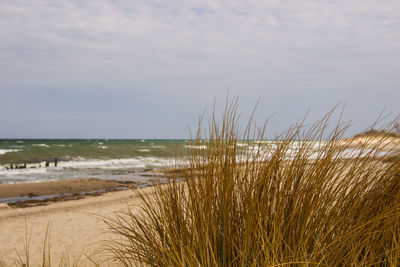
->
[1,1,398,56]
[0,0,399,137]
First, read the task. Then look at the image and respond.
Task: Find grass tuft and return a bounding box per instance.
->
[106,100,400,266]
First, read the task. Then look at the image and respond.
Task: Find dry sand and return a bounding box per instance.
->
[341,136,400,151]
[0,186,156,266]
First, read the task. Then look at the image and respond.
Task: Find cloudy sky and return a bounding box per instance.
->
[1,0,399,138]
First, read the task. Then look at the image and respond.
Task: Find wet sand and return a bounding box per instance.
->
[0,178,140,208]
[0,178,138,199]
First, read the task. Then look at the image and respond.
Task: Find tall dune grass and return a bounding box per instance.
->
[107,101,400,266]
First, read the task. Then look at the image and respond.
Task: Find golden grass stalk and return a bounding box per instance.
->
[0,221,100,267]
[107,100,400,266]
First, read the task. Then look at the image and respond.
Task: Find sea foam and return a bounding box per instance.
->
[58,157,175,170]
[0,149,21,155]
[32,144,50,148]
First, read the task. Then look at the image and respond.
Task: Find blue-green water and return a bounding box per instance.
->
[0,139,383,184]
[0,139,188,184]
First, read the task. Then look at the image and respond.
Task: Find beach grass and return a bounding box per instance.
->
[105,100,400,266]
[0,223,85,267]
[1,100,400,266]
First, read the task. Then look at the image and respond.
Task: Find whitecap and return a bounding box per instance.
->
[138,149,151,152]
[58,157,175,170]
[236,143,248,147]
[185,145,207,149]
[0,149,21,155]
[0,167,48,176]
[32,144,50,148]
[152,145,166,149]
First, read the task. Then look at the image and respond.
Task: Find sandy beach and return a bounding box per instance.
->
[0,183,156,266]
[0,136,399,266]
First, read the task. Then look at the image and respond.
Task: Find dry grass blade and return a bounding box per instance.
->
[106,99,400,266]
[1,220,101,267]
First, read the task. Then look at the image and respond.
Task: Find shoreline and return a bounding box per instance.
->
[0,170,165,208]
[0,178,138,208]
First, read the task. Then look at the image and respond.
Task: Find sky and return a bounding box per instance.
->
[1,0,399,139]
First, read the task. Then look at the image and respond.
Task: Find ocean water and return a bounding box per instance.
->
[0,139,389,184]
[0,139,188,184]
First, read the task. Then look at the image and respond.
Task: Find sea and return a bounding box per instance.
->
[0,139,389,185]
[0,139,188,184]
